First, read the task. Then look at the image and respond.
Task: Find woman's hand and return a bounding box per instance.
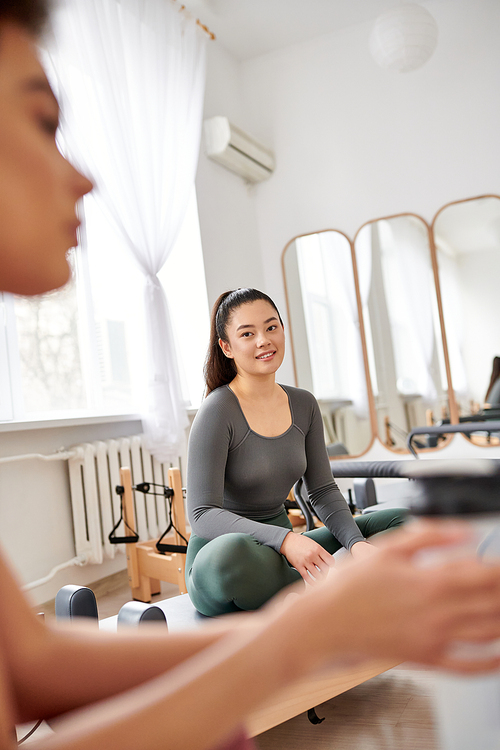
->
[350,540,377,560]
[280,531,334,584]
[289,521,500,673]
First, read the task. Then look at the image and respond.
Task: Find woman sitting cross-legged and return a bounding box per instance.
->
[186,288,408,616]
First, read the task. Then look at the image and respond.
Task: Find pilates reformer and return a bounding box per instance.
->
[109,466,189,602]
[60,458,500,744]
[54,459,412,737]
[293,454,500,527]
[406,420,500,457]
[54,582,397,737]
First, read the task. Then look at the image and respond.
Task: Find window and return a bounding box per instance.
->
[0,191,209,423]
[0,6,210,427]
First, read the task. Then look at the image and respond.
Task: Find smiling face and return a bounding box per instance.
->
[0,22,93,296]
[219,299,285,380]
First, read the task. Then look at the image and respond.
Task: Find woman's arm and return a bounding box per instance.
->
[302,396,365,549]
[0,550,263,724]
[15,524,500,750]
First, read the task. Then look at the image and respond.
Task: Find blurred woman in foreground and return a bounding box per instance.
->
[2,4,500,750]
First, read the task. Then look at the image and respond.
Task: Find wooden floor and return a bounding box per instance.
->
[38,570,440,749]
[254,666,438,749]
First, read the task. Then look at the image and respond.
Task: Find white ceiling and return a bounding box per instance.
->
[183,0,415,61]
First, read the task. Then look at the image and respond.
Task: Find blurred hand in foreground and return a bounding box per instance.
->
[280,521,500,674]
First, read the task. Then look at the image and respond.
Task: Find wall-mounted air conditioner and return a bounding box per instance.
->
[203,116,275,183]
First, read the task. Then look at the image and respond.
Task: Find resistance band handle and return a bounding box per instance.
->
[109,487,139,544]
[109,534,139,545]
[155,543,188,554]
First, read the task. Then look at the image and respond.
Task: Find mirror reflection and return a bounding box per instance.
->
[283,231,373,456]
[433,196,500,441]
[354,215,448,451]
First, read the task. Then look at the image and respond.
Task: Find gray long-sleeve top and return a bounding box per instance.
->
[187,384,365,553]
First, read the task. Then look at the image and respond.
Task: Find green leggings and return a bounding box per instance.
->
[186,508,408,616]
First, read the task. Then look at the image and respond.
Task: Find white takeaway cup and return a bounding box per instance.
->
[407,459,500,750]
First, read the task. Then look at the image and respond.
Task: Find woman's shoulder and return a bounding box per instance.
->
[279,384,318,408]
[192,385,241,428]
[279,384,320,427]
[205,384,234,402]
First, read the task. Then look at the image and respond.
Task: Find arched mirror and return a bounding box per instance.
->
[354,215,448,451]
[282,230,374,456]
[433,195,500,442]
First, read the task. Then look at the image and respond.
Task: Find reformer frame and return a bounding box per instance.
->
[120,466,189,602]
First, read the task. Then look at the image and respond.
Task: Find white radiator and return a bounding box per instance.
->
[68,436,180,565]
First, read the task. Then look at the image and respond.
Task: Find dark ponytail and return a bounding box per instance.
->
[204,288,283,395]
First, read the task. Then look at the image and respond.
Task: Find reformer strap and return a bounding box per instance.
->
[130,481,188,555]
[156,491,189,554]
[108,485,139,544]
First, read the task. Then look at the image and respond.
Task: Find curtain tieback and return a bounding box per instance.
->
[145,274,162,291]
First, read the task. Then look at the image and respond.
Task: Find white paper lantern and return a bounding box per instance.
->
[370,3,438,73]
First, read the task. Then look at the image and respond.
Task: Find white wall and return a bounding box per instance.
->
[196,43,265,307]
[201,0,500,384]
[0,418,142,605]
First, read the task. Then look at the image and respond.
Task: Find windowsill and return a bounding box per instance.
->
[0,413,143,433]
[0,407,199,433]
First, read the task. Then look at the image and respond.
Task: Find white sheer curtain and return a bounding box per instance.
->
[319,232,369,415]
[44,0,207,460]
[295,232,368,415]
[378,218,437,401]
[435,247,469,397]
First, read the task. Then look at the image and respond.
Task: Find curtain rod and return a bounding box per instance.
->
[196,17,215,40]
[174,1,216,40]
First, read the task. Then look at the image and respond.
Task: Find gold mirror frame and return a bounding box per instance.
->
[353,213,453,454]
[431,193,500,432]
[281,229,376,458]
[282,195,498,456]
